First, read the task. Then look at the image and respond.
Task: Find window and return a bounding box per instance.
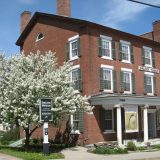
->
[104,109,114,131]
[67,35,80,61]
[99,36,116,60]
[70,109,83,134]
[142,47,154,67]
[123,72,131,92]
[100,65,116,92]
[119,41,133,63]
[120,68,135,94]
[71,65,82,91]
[144,74,155,95]
[36,33,44,42]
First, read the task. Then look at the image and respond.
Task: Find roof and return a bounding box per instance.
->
[16,12,160,47]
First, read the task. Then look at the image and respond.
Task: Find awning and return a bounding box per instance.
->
[90,94,160,106]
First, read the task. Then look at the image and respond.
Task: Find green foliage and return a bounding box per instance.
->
[93,146,128,154]
[126,141,137,151]
[153,144,160,150]
[0,148,64,160]
[0,128,19,145]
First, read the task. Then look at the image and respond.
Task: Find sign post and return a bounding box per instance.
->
[40,98,53,155]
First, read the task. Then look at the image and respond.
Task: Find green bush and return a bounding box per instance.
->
[93,146,128,154]
[126,141,137,151]
[0,128,20,145]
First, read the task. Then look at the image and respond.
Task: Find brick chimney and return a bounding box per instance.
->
[153,20,160,43]
[20,11,31,33]
[57,0,70,17]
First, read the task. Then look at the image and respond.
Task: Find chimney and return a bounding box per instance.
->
[57,0,70,17]
[20,11,31,33]
[153,20,160,43]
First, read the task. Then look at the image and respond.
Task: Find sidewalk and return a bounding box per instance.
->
[0,153,21,160]
[62,146,160,160]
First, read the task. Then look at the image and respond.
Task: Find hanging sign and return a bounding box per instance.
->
[138,66,159,74]
[40,98,53,122]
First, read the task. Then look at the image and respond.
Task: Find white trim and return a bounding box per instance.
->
[143,46,152,51]
[72,64,80,70]
[36,33,44,42]
[68,35,79,41]
[144,72,154,76]
[70,114,80,135]
[121,68,132,72]
[101,64,114,69]
[101,56,113,61]
[100,35,112,40]
[120,40,131,45]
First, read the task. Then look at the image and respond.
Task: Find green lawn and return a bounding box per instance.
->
[0,148,64,160]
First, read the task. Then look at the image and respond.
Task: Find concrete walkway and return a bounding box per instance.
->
[62,146,160,160]
[0,153,21,160]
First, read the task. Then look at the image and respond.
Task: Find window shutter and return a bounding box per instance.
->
[66,42,70,61]
[130,45,134,63]
[78,110,84,133]
[119,42,122,61]
[142,48,145,65]
[113,70,117,93]
[112,41,116,60]
[152,51,155,67]
[98,37,102,57]
[100,68,104,90]
[121,108,125,131]
[132,73,136,94]
[99,107,105,132]
[154,76,157,95]
[113,108,117,132]
[120,71,124,93]
[144,74,147,94]
[78,68,82,91]
[77,38,81,57]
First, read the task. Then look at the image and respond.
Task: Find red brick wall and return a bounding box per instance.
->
[153,21,160,43]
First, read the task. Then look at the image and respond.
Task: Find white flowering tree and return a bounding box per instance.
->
[0,51,92,148]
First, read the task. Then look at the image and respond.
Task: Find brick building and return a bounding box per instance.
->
[16,0,160,146]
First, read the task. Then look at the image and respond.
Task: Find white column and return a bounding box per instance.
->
[144,104,149,143]
[115,104,122,146]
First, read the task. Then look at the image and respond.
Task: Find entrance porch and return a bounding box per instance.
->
[90,94,160,146]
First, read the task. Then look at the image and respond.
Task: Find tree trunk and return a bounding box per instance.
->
[24,127,31,150]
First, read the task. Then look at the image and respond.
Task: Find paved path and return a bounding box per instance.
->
[62,146,160,160]
[0,153,21,160]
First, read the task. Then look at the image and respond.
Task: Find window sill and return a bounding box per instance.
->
[101,56,113,61]
[147,93,154,96]
[145,64,152,68]
[71,130,80,134]
[121,60,131,64]
[125,130,139,133]
[103,130,115,134]
[103,90,113,93]
[123,91,132,94]
[69,56,79,61]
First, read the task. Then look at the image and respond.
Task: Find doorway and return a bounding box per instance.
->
[148,112,156,138]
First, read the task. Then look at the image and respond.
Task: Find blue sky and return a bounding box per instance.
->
[0,0,160,56]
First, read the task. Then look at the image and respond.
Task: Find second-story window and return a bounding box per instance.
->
[120,68,135,94]
[119,40,134,63]
[100,65,117,93]
[71,65,82,91]
[142,46,155,67]
[98,35,116,60]
[66,35,81,61]
[144,73,156,95]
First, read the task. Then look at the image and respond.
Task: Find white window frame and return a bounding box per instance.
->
[68,35,79,61]
[143,46,152,67]
[121,68,132,94]
[120,40,131,64]
[70,114,80,134]
[145,72,154,96]
[100,35,113,60]
[101,65,114,93]
[71,65,80,93]
[102,105,114,133]
[36,33,44,42]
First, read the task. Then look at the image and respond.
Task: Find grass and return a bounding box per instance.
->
[0,148,64,160]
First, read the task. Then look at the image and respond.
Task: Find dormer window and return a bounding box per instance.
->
[36,33,44,42]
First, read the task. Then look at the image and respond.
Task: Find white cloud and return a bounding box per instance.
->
[100,0,160,29]
[18,0,35,5]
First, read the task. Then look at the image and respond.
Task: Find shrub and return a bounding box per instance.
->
[0,128,20,145]
[126,141,137,151]
[93,146,128,154]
